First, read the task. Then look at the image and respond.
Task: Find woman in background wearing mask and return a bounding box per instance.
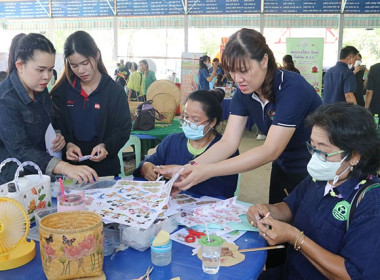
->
[197,55,217,90]
[248,103,380,280]
[133,89,238,198]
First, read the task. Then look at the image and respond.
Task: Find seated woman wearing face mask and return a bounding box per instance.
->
[248,102,380,280]
[133,89,239,198]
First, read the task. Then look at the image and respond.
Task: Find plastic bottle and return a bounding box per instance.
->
[374,114,379,129]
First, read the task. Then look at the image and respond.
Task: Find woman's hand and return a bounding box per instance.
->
[64,164,99,184]
[257,215,298,246]
[90,143,108,162]
[156,164,184,180]
[141,162,159,181]
[66,142,82,161]
[173,164,213,191]
[51,133,66,152]
[247,203,271,227]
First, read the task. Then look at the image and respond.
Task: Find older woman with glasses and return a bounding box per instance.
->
[133,89,239,198]
[248,102,380,280]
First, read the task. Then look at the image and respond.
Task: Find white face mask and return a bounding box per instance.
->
[307,154,349,185]
[355,60,362,67]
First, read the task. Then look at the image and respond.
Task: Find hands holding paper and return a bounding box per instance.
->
[51,133,66,152]
[247,203,296,246]
[157,164,213,192]
[90,144,108,162]
[66,142,108,162]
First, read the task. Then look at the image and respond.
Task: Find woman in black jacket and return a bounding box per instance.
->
[51,31,131,177]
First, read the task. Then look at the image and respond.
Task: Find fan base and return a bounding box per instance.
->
[0,240,35,270]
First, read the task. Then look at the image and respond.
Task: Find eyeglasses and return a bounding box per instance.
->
[306,141,345,162]
[179,116,209,130]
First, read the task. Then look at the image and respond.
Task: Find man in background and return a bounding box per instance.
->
[365,62,380,115]
[322,46,359,104]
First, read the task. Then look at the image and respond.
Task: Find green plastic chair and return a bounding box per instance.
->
[234,173,242,197]
[118,135,141,176]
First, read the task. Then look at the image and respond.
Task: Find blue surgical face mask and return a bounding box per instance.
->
[182,121,211,140]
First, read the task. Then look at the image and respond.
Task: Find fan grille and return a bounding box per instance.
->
[0,197,29,255]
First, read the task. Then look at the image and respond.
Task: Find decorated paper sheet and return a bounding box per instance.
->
[84,177,177,229]
[176,197,249,228]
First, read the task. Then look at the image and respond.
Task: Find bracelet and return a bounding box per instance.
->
[296,235,306,251]
[293,231,304,251]
[189,160,198,166]
[61,162,68,177]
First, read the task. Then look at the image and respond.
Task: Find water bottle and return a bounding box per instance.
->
[374,114,379,130]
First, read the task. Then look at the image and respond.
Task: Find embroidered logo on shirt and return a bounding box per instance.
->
[267,109,275,121]
[94,103,100,110]
[332,201,350,221]
[67,100,74,106]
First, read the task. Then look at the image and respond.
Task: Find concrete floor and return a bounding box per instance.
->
[236,129,271,205]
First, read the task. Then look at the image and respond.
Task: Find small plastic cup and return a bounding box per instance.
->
[151,240,172,266]
[104,228,117,256]
[199,235,224,274]
[57,191,85,212]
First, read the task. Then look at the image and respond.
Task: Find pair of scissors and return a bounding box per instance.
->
[185,228,205,243]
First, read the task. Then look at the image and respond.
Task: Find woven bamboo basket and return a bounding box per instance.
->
[39,211,104,280]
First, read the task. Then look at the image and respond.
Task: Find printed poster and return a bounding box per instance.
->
[286,38,324,96]
[180,52,205,105]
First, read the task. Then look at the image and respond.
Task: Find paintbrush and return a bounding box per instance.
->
[238,245,285,253]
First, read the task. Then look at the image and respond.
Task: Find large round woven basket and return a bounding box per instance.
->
[147,80,180,123]
[39,211,104,280]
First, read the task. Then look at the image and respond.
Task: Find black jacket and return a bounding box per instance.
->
[51,74,131,176]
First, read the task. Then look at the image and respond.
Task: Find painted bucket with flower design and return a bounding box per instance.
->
[39,211,104,280]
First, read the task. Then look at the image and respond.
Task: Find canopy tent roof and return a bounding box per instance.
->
[1,0,380,30]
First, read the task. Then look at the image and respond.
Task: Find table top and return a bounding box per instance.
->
[5,231,266,280]
[132,118,182,141]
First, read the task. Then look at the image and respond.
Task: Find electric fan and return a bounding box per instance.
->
[0,197,35,270]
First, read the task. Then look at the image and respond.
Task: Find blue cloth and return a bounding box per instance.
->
[133,133,239,198]
[283,176,380,279]
[323,62,357,103]
[0,71,56,184]
[229,69,322,174]
[197,68,210,90]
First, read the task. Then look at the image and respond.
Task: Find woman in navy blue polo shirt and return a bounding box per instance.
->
[248,103,380,279]
[160,28,322,268]
[197,55,217,90]
[133,89,239,199]
[51,31,131,177]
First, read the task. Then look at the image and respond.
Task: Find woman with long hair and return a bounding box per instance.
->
[197,55,217,90]
[139,59,156,101]
[51,31,131,177]
[0,33,97,184]
[282,54,300,74]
